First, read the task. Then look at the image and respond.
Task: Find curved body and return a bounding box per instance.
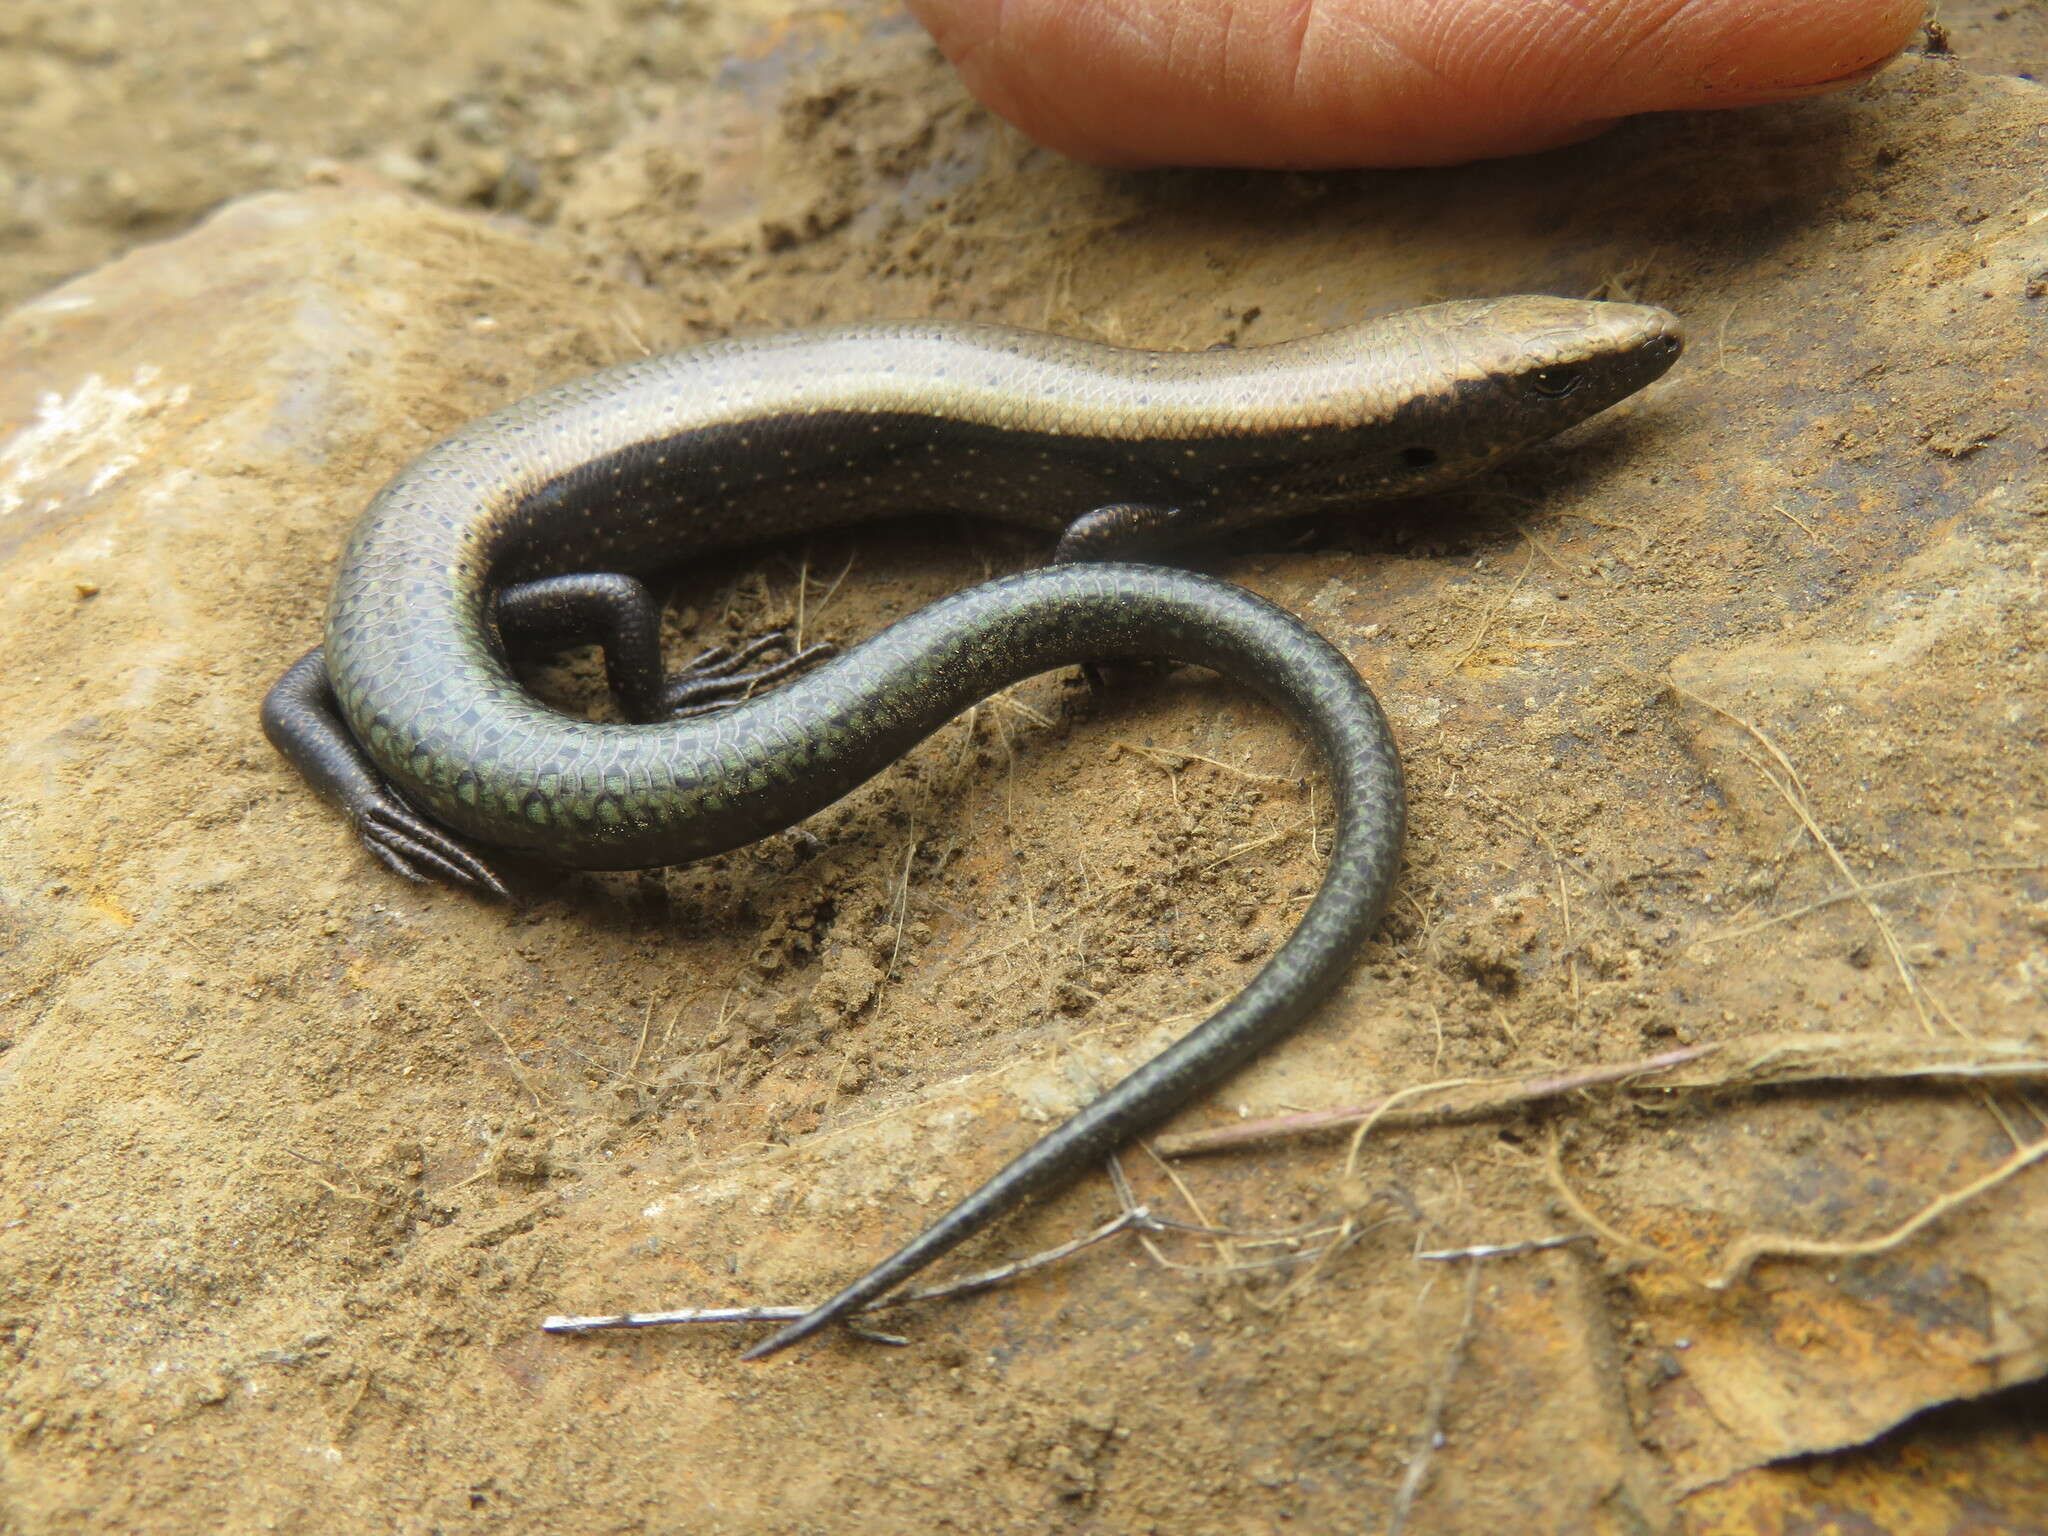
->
[267,298,1681,1356]
[322,299,1675,865]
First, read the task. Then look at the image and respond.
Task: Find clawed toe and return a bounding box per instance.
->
[660,630,836,718]
[358,801,511,900]
[677,630,788,681]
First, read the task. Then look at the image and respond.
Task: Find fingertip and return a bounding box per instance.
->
[908,0,1928,168]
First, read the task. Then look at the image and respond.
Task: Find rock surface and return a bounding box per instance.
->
[2,27,2046,1536]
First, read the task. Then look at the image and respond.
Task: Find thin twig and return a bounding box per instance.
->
[1113,740,1291,784]
[1233,1101,1431,1311]
[456,989,551,1111]
[1689,861,2048,947]
[1467,786,1638,940]
[1666,679,1944,1037]
[628,998,654,1078]
[793,549,810,654]
[986,689,1054,730]
[1449,539,1536,669]
[560,1043,656,1089]
[1666,679,2048,1138]
[1540,1129,1667,1267]
[1741,741,1945,1038]
[272,1149,396,1210]
[1159,1034,2048,1158]
[801,550,858,630]
[1387,1261,1483,1536]
[1540,1117,2048,1292]
[1138,1140,1238,1275]
[542,1207,1162,1335]
[1768,501,1835,551]
[884,838,919,983]
[658,998,686,1061]
[1418,1233,1595,1263]
[1162,1047,1708,1158]
[1706,1132,2048,1289]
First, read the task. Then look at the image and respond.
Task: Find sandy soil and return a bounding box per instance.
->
[3,3,2047,1533]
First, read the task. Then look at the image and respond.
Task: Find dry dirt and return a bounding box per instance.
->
[3,3,2048,1533]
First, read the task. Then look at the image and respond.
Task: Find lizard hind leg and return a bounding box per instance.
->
[259,647,512,898]
[493,572,672,722]
[494,573,834,722]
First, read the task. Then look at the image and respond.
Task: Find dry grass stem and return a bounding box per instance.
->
[627,998,653,1078]
[455,988,553,1113]
[883,837,919,984]
[1539,1128,1670,1267]
[1158,1034,2048,1157]
[1449,539,1537,670]
[1664,678,1947,1037]
[1540,1116,2048,1294]
[1689,860,2048,947]
[1114,740,1291,784]
[1706,1131,2048,1290]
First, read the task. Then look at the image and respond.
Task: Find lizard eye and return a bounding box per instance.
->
[1527,366,1586,399]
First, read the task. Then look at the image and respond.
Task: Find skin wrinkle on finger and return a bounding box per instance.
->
[1693,0,1922,96]
[1572,0,1918,99]
[1410,0,1690,119]
[910,0,1924,167]
[1281,0,1315,108]
[1264,4,1440,157]
[932,0,1032,143]
[1162,5,1210,105]
[1484,0,1641,102]
[1587,0,1702,100]
[1256,0,1367,124]
[1032,0,1180,161]
[1220,0,1245,102]
[1298,16,1543,164]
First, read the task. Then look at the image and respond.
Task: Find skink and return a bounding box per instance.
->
[261,296,1681,1358]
